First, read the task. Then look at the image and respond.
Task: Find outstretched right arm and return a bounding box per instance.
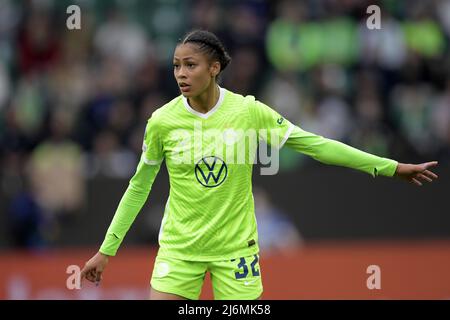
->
[100,114,164,256]
[99,158,162,256]
[80,158,162,285]
[81,116,164,284]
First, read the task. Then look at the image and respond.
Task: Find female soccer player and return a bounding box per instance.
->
[80,30,439,300]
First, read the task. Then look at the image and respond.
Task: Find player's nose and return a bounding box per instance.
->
[175,67,187,80]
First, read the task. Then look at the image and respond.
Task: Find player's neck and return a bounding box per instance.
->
[188,84,220,114]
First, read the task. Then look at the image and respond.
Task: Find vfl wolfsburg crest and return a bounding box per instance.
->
[195,156,228,188]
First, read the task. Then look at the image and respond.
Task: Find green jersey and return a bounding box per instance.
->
[99,87,398,260]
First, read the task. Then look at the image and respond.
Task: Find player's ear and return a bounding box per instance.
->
[210,61,221,78]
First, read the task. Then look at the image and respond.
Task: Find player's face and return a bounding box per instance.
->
[173,43,218,98]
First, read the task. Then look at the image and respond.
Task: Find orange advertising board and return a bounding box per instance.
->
[1,240,449,300]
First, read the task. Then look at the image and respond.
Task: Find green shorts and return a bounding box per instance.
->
[150,253,263,300]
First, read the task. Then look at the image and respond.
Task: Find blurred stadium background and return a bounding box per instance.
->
[0,0,449,299]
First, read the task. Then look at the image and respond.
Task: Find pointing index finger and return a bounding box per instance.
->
[424,161,438,169]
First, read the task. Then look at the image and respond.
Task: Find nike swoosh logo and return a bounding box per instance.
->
[244,279,258,286]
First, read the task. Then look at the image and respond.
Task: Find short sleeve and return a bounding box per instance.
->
[250,100,295,148]
[142,116,164,165]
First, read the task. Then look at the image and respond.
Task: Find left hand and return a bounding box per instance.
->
[394,161,439,186]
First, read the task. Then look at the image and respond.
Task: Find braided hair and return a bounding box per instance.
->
[180,30,232,76]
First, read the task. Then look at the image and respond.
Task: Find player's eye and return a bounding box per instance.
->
[173,64,180,69]
[187,63,196,68]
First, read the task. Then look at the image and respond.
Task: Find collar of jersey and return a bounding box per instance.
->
[182,86,225,119]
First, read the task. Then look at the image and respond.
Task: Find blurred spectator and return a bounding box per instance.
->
[1,150,49,249]
[10,74,46,139]
[265,0,306,71]
[0,61,10,111]
[1,151,25,199]
[403,2,445,59]
[430,78,450,157]
[45,12,95,115]
[0,0,21,43]
[85,130,137,179]
[94,7,151,73]
[107,99,135,140]
[301,65,354,141]
[260,71,303,124]
[28,110,85,218]
[358,11,407,71]
[46,59,92,115]
[266,0,358,71]
[390,83,438,155]
[133,55,163,104]
[254,187,303,253]
[189,0,222,32]
[306,95,353,141]
[437,0,450,38]
[8,188,46,249]
[223,1,267,50]
[224,46,262,95]
[17,9,60,75]
[350,70,392,157]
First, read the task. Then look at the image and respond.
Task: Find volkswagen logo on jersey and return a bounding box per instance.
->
[195,156,228,188]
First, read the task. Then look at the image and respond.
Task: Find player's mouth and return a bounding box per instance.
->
[179,83,191,93]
